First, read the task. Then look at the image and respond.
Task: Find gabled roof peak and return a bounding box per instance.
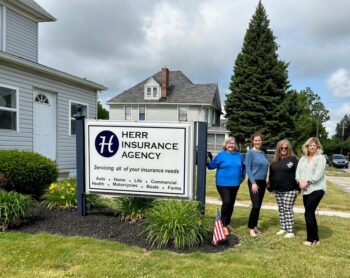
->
[9,0,56,22]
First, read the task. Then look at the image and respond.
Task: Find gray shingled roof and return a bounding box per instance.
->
[14,0,56,22]
[107,70,219,105]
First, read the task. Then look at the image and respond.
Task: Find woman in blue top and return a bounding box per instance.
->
[207,137,246,236]
[245,132,269,237]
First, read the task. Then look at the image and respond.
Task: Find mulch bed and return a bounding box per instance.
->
[9,208,239,253]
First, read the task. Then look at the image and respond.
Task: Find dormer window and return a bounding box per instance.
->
[152,87,158,97]
[146,87,152,97]
[144,78,160,100]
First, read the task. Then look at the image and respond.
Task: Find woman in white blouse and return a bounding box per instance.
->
[296,137,326,246]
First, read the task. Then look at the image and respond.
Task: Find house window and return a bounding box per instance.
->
[139,106,145,121]
[153,87,158,97]
[178,106,188,121]
[125,106,131,120]
[146,87,152,97]
[0,85,18,131]
[70,101,87,135]
[204,109,209,123]
[35,94,49,104]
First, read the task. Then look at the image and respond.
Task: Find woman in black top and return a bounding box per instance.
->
[269,139,299,238]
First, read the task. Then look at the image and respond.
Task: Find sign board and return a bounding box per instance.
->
[85,120,195,198]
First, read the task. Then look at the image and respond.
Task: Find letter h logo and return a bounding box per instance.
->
[95,130,119,157]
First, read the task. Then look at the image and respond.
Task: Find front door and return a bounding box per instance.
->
[33,90,56,160]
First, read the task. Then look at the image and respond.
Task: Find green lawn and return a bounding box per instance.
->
[326,166,350,177]
[1,171,349,277]
[1,206,349,277]
[206,170,350,211]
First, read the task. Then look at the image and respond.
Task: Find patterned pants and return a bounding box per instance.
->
[275,190,298,233]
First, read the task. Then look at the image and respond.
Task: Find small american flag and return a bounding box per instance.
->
[212,208,226,245]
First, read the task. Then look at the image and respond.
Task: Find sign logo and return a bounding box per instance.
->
[95,130,119,157]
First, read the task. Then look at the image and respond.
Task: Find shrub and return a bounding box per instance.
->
[0,190,39,230]
[0,150,58,198]
[43,179,77,209]
[43,180,115,210]
[85,194,119,211]
[0,172,5,187]
[144,200,212,249]
[116,197,155,222]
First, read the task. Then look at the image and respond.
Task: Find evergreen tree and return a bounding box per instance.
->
[225,1,292,147]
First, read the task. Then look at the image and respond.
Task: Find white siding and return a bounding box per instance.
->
[109,105,207,123]
[109,105,125,120]
[6,8,38,62]
[0,5,3,50]
[0,63,97,175]
[187,106,201,122]
[147,106,177,121]
[110,105,178,122]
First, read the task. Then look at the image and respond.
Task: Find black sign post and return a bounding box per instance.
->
[196,121,207,214]
[74,105,86,216]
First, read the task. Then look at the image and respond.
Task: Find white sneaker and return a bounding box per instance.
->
[284,233,295,238]
[276,230,286,235]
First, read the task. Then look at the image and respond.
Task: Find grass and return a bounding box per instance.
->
[326,166,350,177]
[1,206,349,277]
[0,170,349,277]
[206,170,350,211]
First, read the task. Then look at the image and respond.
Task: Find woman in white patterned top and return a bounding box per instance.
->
[296,137,326,246]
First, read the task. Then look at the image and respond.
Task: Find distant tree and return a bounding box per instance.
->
[292,87,329,153]
[97,101,109,119]
[225,1,292,147]
[326,114,350,155]
[334,114,350,141]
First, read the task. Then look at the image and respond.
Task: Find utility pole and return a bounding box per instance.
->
[341,122,345,154]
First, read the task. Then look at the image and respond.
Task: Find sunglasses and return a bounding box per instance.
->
[280,147,288,151]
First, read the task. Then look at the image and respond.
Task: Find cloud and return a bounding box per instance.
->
[327,69,350,98]
[34,0,350,136]
[325,102,350,136]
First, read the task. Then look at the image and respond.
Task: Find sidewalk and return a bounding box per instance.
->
[206,197,350,219]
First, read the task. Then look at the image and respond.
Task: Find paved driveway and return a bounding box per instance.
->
[343,167,350,173]
[327,176,350,196]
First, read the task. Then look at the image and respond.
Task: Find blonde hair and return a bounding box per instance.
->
[222,136,237,150]
[271,139,296,164]
[302,137,323,156]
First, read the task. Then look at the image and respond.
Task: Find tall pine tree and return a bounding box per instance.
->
[225,1,292,147]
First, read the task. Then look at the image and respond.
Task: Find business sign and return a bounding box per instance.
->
[85,120,194,198]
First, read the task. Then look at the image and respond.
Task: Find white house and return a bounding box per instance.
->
[0,0,107,177]
[107,67,229,153]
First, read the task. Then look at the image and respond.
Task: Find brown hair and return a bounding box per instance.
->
[251,132,263,142]
[271,139,297,164]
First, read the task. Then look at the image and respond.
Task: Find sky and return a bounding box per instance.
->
[35,0,350,137]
